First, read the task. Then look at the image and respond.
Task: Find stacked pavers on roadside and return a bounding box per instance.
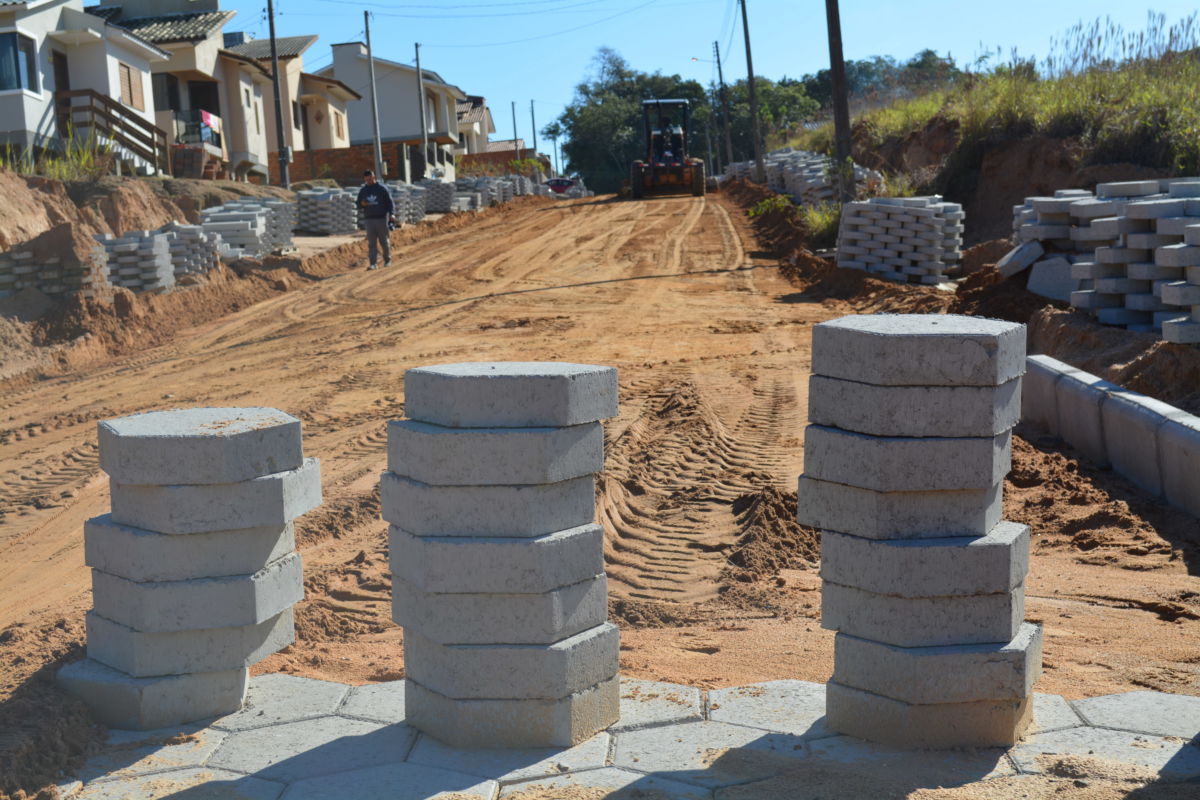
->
[836,197,964,284]
[296,188,358,235]
[798,314,1040,748]
[419,180,457,213]
[201,205,269,258]
[57,408,322,730]
[156,222,225,278]
[724,149,882,205]
[0,242,109,299]
[95,232,175,293]
[382,362,621,748]
[1159,215,1200,343]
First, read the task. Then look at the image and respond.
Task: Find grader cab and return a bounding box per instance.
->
[629,99,705,199]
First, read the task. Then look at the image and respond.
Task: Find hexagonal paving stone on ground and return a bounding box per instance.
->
[208,716,416,783]
[500,766,713,799]
[338,680,407,724]
[611,678,703,732]
[612,720,808,789]
[1027,693,1084,734]
[1072,691,1200,738]
[807,735,1015,782]
[406,731,609,782]
[213,674,349,732]
[77,725,227,783]
[75,768,284,799]
[707,681,833,739]
[1011,726,1200,780]
[281,762,498,800]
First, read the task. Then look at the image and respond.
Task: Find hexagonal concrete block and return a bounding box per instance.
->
[84,515,295,582]
[404,674,619,749]
[709,680,833,738]
[1072,691,1200,738]
[389,524,603,594]
[407,729,610,782]
[404,362,618,428]
[392,573,608,645]
[110,458,322,535]
[804,425,1012,492]
[57,658,248,731]
[284,763,496,800]
[214,673,350,731]
[809,375,1021,438]
[796,476,1002,539]
[831,623,1042,705]
[73,768,284,800]
[811,314,1026,387]
[821,580,1024,648]
[98,407,302,486]
[337,680,406,724]
[381,472,594,538]
[91,553,303,634]
[404,623,618,700]
[77,725,227,783]
[819,521,1029,598]
[1030,692,1086,734]
[825,681,1032,748]
[387,419,603,486]
[1010,725,1200,780]
[499,768,711,799]
[86,608,294,677]
[612,677,703,732]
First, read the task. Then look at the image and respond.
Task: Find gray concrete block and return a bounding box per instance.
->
[1026,257,1077,301]
[796,475,1002,539]
[1156,244,1200,267]
[808,375,1021,438]
[1158,415,1200,516]
[98,407,303,486]
[57,658,248,730]
[708,680,832,738]
[825,681,1031,748]
[1072,691,1200,738]
[86,609,293,677]
[337,681,406,724]
[1022,355,1069,435]
[613,678,703,732]
[811,314,1026,387]
[110,458,322,534]
[91,553,303,634]
[404,623,618,700]
[285,763,496,800]
[820,521,1029,598]
[1100,390,1185,496]
[84,515,294,582]
[380,472,594,537]
[387,420,603,486]
[214,673,350,731]
[392,573,608,645]
[804,425,1011,492]
[832,623,1041,705]
[404,362,618,428]
[389,523,602,595]
[821,580,1024,647]
[1010,725,1200,779]
[996,241,1044,278]
[406,725,610,782]
[404,674,619,749]
[1055,368,1119,467]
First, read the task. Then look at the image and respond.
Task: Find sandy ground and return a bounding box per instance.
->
[1,193,1198,798]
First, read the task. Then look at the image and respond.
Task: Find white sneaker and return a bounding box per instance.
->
[367,263,378,270]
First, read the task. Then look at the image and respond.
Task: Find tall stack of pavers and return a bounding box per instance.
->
[58,408,321,730]
[798,315,1041,748]
[382,363,621,748]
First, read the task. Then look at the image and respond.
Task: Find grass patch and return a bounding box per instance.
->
[0,128,114,181]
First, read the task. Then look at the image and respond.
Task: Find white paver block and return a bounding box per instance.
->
[820,521,1028,597]
[380,472,594,537]
[1026,257,1077,302]
[804,425,1011,492]
[1157,415,1200,517]
[84,515,294,582]
[57,658,248,730]
[797,476,1002,539]
[1073,691,1200,738]
[808,375,1021,438]
[613,677,703,731]
[821,580,1024,647]
[1055,369,1118,467]
[110,458,322,534]
[996,241,1043,277]
[392,573,608,645]
[98,407,302,486]
[811,314,1026,387]
[387,420,603,486]
[91,553,303,634]
[404,362,618,428]
[832,623,1042,705]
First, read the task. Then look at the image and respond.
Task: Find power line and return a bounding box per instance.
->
[306,0,610,19]
[421,0,661,49]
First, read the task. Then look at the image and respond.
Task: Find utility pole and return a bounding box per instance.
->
[704,121,714,174]
[364,11,384,179]
[267,0,289,187]
[511,101,519,161]
[825,0,854,202]
[529,100,537,171]
[713,41,734,168]
[415,43,429,179]
[739,0,765,183]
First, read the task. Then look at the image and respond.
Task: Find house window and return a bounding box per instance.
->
[0,32,38,93]
[334,111,344,140]
[244,87,251,106]
[152,73,180,111]
[292,100,301,130]
[255,102,261,135]
[118,63,144,111]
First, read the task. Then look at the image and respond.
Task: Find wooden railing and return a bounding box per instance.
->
[55,89,170,174]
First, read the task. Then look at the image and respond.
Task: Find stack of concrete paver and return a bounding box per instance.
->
[1158,220,1200,342]
[419,180,456,213]
[836,197,964,284]
[296,189,358,235]
[96,232,175,293]
[452,191,482,212]
[391,184,428,224]
[200,206,269,258]
[382,362,621,748]
[155,222,225,278]
[724,149,882,205]
[57,408,322,730]
[0,242,108,299]
[798,314,1039,748]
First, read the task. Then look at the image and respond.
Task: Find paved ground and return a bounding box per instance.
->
[60,674,1200,799]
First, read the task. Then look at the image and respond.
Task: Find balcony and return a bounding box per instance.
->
[55,89,170,174]
[172,109,223,152]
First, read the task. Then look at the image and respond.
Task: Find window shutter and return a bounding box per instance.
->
[119,63,132,106]
[130,67,144,111]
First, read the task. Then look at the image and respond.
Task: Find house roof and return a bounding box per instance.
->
[219,49,272,78]
[301,72,362,101]
[226,35,317,61]
[457,96,487,125]
[83,7,235,43]
[486,139,525,153]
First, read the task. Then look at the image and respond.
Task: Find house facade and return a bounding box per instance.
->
[454,95,494,157]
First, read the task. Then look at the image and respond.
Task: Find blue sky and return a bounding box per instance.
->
[219,1,1199,158]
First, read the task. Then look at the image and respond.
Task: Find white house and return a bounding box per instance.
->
[454,95,494,157]
[0,0,169,172]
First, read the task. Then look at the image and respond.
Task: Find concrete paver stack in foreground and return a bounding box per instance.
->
[799,314,1040,748]
[58,408,322,730]
[384,362,621,748]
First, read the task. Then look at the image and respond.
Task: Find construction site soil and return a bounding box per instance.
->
[0,178,1197,799]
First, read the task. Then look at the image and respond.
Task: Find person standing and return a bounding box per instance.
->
[357,170,395,270]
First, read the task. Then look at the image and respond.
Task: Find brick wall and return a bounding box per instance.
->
[270,141,414,185]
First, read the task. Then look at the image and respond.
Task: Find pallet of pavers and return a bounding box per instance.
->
[95,231,175,293]
[836,196,964,285]
[296,189,358,235]
[419,180,456,213]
